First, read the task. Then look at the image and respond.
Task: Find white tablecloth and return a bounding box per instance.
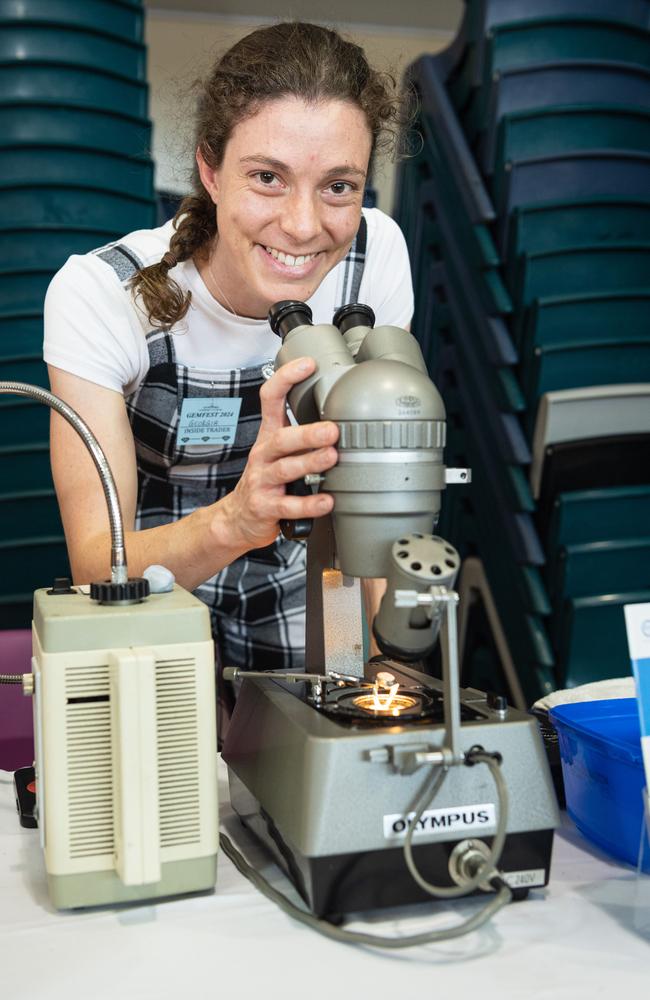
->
[1,762,649,1000]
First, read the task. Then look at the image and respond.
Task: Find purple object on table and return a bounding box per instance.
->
[0,629,34,770]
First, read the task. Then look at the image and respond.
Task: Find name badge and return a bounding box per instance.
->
[177,397,243,445]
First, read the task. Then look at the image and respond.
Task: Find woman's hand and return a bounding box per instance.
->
[48,359,337,590]
[216,357,339,550]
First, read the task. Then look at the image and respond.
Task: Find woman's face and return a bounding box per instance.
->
[196,96,373,319]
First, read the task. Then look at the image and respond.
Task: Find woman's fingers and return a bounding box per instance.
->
[262,420,339,463]
[264,445,338,487]
[259,356,316,428]
[272,490,334,521]
[220,357,342,549]
[256,355,339,469]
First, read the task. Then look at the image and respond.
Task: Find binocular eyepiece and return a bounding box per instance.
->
[267,299,464,662]
[269,300,376,341]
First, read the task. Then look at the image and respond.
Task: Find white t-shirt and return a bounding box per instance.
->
[44,208,414,395]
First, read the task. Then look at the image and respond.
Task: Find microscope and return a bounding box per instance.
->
[222,302,559,919]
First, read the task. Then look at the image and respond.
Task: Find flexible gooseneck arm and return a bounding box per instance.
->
[0,380,128,585]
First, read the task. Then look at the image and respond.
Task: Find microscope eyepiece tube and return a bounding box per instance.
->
[268,300,313,339]
[332,303,375,335]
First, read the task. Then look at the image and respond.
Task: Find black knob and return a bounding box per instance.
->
[279,476,315,540]
[47,576,75,595]
[280,517,313,540]
[268,300,313,339]
[487,692,508,713]
[90,578,150,605]
[332,302,375,334]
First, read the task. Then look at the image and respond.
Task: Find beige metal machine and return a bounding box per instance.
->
[1,381,219,909]
[31,583,218,908]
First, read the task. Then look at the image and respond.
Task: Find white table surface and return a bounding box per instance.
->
[1,761,649,1000]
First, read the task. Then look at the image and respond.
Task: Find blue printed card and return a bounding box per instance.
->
[177,397,243,446]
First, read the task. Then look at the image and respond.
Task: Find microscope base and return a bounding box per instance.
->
[229,770,554,918]
[223,672,559,919]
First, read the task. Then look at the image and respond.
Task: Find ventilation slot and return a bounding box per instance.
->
[65,664,114,860]
[156,658,201,847]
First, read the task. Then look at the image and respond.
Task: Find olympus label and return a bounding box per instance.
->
[383,803,497,841]
[502,869,546,889]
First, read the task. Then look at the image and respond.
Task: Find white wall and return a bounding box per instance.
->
[145,11,453,214]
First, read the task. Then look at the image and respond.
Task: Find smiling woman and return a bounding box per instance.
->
[194,96,372,318]
[42,21,414,687]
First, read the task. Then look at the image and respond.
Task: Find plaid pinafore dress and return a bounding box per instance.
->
[95,217,367,672]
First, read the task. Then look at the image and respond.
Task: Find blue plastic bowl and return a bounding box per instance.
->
[549,699,645,866]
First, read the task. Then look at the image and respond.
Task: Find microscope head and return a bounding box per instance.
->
[270,300,448,579]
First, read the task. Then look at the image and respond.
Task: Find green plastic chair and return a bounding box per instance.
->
[493,105,650,178]
[439,343,540,559]
[413,260,450,376]
[0,403,49,450]
[0,227,116,271]
[464,3,650,87]
[522,339,650,423]
[0,314,42,356]
[529,388,650,511]
[0,489,63,541]
[0,0,144,43]
[552,537,650,601]
[1,23,146,81]
[410,201,445,337]
[0,270,53,314]
[0,62,149,117]
[546,484,650,550]
[483,19,650,86]
[0,355,47,385]
[495,153,650,248]
[505,198,650,274]
[556,590,643,687]
[522,289,650,353]
[417,113,504,281]
[1,146,154,200]
[0,103,152,159]
[544,484,650,583]
[0,445,53,495]
[512,244,650,334]
[467,60,650,159]
[0,186,156,232]
[0,536,70,596]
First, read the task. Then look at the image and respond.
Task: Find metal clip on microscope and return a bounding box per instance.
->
[0,381,219,910]
[221,303,559,943]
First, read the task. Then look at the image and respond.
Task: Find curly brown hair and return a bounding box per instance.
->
[131,21,406,329]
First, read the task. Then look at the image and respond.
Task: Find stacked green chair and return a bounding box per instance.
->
[0,0,155,627]
[395,0,650,704]
[547,484,650,681]
[467,62,650,168]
